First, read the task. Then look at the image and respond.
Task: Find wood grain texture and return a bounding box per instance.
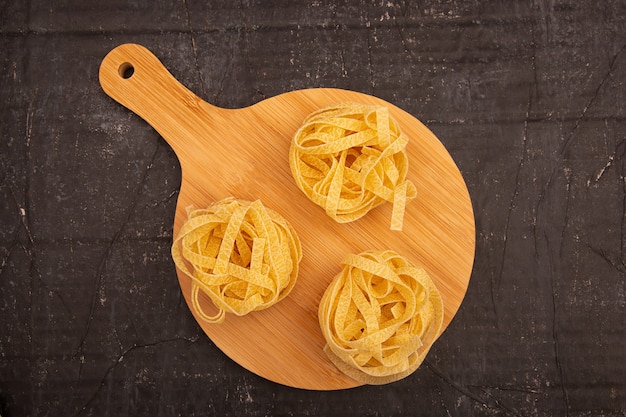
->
[99,43,475,390]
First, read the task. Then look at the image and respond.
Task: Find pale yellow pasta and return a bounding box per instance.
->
[319,250,443,384]
[171,198,302,324]
[290,103,416,231]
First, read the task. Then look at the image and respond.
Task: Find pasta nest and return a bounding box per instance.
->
[319,250,443,384]
[290,102,417,231]
[171,198,302,324]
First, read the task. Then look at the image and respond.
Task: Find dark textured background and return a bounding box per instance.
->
[1,1,625,416]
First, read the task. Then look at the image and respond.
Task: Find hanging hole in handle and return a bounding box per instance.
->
[118,62,134,79]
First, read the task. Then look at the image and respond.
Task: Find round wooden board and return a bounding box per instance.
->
[100,44,475,390]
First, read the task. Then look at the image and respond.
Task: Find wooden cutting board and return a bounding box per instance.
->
[99,43,475,390]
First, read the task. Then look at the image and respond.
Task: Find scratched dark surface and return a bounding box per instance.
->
[1,1,625,416]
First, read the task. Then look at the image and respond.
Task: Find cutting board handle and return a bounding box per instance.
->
[99,43,218,157]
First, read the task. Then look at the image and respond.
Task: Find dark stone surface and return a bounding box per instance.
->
[1,1,625,416]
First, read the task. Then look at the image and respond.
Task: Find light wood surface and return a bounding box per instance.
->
[99,43,475,390]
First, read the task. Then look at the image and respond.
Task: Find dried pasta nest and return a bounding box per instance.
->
[290,102,417,231]
[319,250,443,384]
[171,198,302,324]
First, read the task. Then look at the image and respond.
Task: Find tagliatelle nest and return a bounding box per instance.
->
[171,198,302,324]
[318,250,443,384]
[289,102,417,231]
